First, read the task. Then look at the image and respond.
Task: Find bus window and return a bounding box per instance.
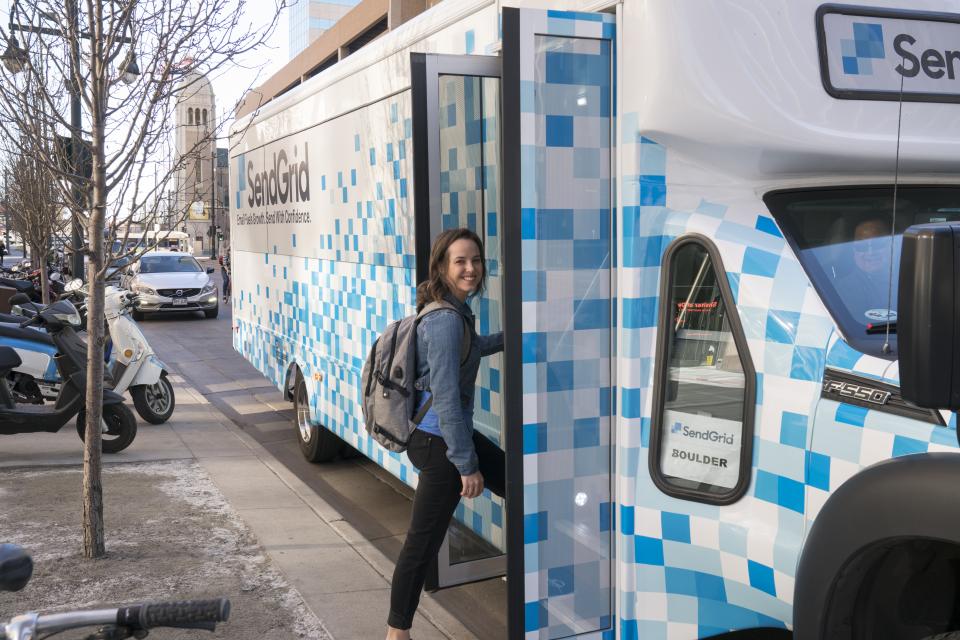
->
[650,238,756,504]
[765,186,960,359]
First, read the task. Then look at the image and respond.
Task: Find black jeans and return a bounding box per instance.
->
[387,429,504,630]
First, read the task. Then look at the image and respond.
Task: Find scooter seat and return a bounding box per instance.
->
[0,346,23,372]
[0,321,54,346]
[0,279,34,293]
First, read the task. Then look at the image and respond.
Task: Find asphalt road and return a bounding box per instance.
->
[136,272,507,640]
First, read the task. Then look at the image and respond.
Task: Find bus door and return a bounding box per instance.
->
[501,8,616,638]
[411,53,507,589]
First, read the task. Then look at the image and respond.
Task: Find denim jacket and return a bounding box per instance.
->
[413,295,503,475]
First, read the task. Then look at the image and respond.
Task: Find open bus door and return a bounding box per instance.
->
[411,52,507,590]
[411,11,616,635]
[501,8,616,638]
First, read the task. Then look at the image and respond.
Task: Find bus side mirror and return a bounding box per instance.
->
[898,222,960,409]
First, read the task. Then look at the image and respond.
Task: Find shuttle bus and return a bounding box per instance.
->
[230,1,960,637]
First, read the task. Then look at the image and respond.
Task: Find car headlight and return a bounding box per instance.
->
[135,284,156,296]
[200,281,216,295]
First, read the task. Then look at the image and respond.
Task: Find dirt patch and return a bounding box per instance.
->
[0,460,330,639]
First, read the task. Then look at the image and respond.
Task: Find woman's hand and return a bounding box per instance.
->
[460,472,484,498]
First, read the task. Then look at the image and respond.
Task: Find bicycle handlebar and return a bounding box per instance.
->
[118,598,230,631]
[2,598,230,639]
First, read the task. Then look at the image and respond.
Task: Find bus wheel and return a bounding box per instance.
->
[294,373,342,463]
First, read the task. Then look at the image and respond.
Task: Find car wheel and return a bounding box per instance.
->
[294,372,342,462]
[132,309,144,321]
[204,304,218,319]
[76,403,138,453]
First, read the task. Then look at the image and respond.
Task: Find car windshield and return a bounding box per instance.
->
[139,255,202,274]
[765,186,960,359]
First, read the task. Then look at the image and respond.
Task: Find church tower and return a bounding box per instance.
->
[174,70,216,255]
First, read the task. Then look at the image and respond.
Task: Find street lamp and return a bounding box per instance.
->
[3,0,139,278]
[1,35,28,73]
[119,49,139,85]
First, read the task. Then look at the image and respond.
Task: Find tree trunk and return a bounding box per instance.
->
[81,0,107,560]
[81,251,105,559]
[38,248,50,305]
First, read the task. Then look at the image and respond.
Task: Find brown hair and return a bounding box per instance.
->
[416,227,487,311]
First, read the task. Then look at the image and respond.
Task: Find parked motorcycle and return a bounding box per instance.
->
[0,296,137,453]
[101,283,175,424]
[0,281,175,424]
[0,544,231,639]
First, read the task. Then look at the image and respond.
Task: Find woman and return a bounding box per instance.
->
[386,227,504,640]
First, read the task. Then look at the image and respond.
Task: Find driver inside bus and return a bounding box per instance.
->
[836,218,895,324]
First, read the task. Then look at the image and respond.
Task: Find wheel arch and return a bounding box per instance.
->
[794,452,960,640]
[283,360,302,402]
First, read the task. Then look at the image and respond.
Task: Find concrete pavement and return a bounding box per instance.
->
[0,373,478,640]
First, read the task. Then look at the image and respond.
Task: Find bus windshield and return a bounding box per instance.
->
[765,186,960,360]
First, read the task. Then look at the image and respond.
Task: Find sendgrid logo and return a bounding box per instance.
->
[841,22,885,75]
[235,153,246,209]
[672,422,734,445]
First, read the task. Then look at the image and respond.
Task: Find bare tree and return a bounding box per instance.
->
[2,136,67,304]
[0,0,282,558]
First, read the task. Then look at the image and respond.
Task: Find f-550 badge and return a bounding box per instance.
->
[823,379,891,405]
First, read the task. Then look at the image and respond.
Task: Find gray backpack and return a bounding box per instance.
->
[361,301,471,452]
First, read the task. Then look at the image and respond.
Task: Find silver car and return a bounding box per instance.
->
[123,251,219,320]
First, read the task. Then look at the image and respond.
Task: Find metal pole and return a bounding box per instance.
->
[3,169,8,267]
[68,0,84,279]
[209,136,216,258]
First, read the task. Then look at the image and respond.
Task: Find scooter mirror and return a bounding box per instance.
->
[64,278,83,293]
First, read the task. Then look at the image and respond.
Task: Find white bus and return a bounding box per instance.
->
[111,230,193,255]
[231,1,960,637]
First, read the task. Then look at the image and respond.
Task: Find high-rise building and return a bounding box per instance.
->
[174,70,217,256]
[288,0,361,59]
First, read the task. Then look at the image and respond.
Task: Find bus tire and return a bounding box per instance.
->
[923,634,960,640]
[294,372,341,462]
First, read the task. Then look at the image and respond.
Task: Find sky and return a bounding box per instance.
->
[209,1,290,139]
[0,0,291,147]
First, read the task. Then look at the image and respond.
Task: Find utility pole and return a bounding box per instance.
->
[67,0,82,279]
[210,136,216,258]
[3,169,8,266]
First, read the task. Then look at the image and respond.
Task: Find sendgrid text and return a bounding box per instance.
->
[678,425,735,445]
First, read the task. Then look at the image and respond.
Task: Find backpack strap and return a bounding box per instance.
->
[411,301,473,425]
[416,301,472,365]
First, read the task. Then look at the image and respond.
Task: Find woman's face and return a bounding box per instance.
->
[443,238,483,302]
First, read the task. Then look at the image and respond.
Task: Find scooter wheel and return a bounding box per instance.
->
[76,403,138,454]
[131,376,175,424]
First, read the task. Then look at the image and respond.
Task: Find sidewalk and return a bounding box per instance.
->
[0,375,477,640]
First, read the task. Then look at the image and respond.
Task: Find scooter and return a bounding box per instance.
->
[0,296,137,454]
[0,281,175,424]
[101,284,175,424]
